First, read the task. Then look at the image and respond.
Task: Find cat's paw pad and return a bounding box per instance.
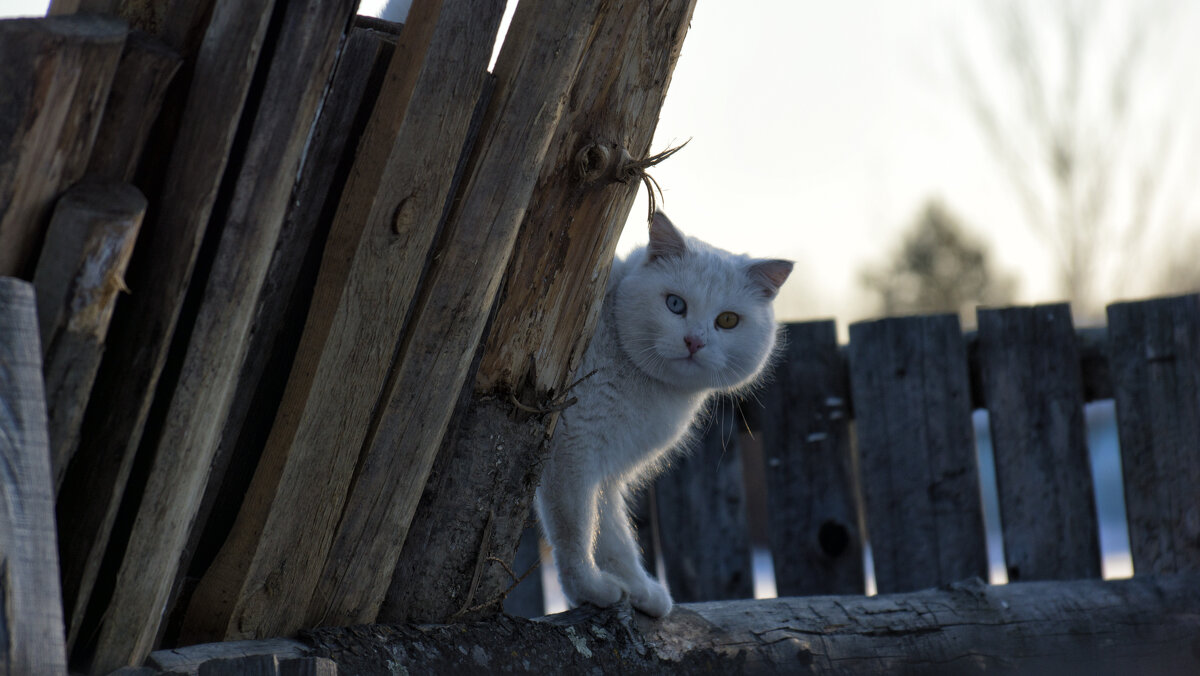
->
[560,568,624,609]
[629,578,673,618]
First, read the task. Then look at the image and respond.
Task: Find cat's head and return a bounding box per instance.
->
[613,211,793,394]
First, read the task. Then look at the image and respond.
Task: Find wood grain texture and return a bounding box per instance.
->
[0,13,127,279]
[976,304,1101,581]
[85,0,356,670]
[307,0,606,630]
[1107,294,1200,575]
[85,30,182,182]
[0,278,67,676]
[756,320,864,596]
[182,0,507,642]
[848,315,988,593]
[55,0,275,656]
[174,24,398,638]
[31,179,145,490]
[654,401,755,602]
[379,0,697,625]
[475,0,699,398]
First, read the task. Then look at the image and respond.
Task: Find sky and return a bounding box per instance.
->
[6,0,1198,326]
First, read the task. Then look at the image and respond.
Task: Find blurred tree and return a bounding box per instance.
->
[861,200,1016,322]
[952,0,1199,315]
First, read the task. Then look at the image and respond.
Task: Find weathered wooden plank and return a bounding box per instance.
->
[31,179,145,490]
[654,401,755,602]
[848,314,987,593]
[197,655,279,676]
[173,24,399,638]
[307,0,607,630]
[756,320,863,596]
[0,13,127,279]
[278,657,338,676]
[0,278,67,675]
[380,0,698,624]
[181,0,507,643]
[147,639,307,674]
[86,30,182,182]
[55,0,275,656]
[84,1,357,671]
[1107,294,1200,575]
[976,304,1101,581]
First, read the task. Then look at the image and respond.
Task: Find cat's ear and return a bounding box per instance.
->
[647,210,688,262]
[747,259,793,299]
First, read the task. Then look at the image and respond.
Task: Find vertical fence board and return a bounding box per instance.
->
[0,279,67,675]
[848,315,987,593]
[1107,294,1200,575]
[654,402,754,602]
[977,304,1100,582]
[55,0,275,654]
[757,320,863,595]
[32,180,145,490]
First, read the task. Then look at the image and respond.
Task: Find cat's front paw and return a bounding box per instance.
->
[559,566,624,609]
[629,577,673,618]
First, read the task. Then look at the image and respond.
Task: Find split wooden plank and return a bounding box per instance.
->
[86,30,182,182]
[54,0,278,657]
[1107,294,1200,575]
[174,24,399,633]
[31,179,145,490]
[757,320,864,596]
[305,0,608,630]
[976,304,1100,581]
[848,314,988,593]
[380,0,699,624]
[654,402,755,602]
[0,13,127,279]
[85,0,357,671]
[181,0,508,643]
[0,278,67,676]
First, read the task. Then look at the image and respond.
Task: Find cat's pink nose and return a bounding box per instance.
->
[684,335,705,355]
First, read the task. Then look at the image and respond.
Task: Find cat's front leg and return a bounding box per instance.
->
[594,484,673,617]
[535,478,624,610]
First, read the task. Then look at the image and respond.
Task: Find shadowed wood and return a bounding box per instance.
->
[976,304,1101,581]
[0,13,127,279]
[84,0,357,670]
[182,0,508,642]
[85,30,181,182]
[31,179,145,490]
[757,320,864,595]
[0,279,67,675]
[307,0,606,629]
[848,314,987,593]
[380,0,697,625]
[654,401,755,602]
[1107,294,1200,575]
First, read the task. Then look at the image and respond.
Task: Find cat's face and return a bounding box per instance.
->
[613,213,792,393]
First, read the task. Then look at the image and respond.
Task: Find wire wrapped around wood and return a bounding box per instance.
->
[575,139,690,222]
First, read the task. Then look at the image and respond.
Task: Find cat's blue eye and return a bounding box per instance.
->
[665,293,686,315]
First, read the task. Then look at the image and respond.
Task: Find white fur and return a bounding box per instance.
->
[536,213,791,617]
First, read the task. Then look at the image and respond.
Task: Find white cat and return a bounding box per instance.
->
[536,211,792,617]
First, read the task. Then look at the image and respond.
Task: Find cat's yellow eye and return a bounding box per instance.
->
[715,312,739,329]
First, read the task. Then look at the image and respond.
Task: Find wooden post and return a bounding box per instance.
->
[654,402,755,602]
[0,278,67,675]
[0,14,127,279]
[84,0,357,670]
[1107,294,1200,575]
[379,0,699,624]
[31,179,145,490]
[756,320,864,596]
[181,0,509,643]
[848,315,988,593]
[55,0,277,657]
[306,0,608,630]
[976,304,1101,581]
[86,31,182,182]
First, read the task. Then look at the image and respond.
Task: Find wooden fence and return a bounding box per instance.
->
[505,297,1200,614]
